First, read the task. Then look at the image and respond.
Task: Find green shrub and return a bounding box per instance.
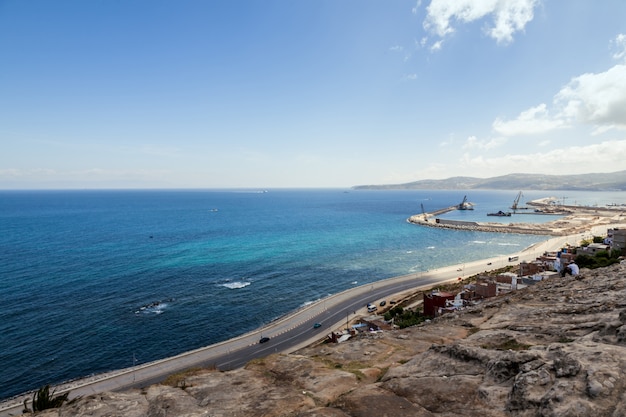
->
[575,250,621,269]
[385,306,427,328]
[31,385,69,412]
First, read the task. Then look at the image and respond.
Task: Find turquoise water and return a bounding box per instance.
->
[0,188,623,400]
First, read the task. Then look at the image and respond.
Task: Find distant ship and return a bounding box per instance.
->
[487,210,512,217]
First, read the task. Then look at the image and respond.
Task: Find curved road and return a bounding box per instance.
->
[0,232,590,417]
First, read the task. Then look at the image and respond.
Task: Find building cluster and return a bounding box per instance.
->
[424,228,626,318]
[326,228,626,341]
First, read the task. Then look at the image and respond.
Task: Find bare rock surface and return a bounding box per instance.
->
[31,262,626,417]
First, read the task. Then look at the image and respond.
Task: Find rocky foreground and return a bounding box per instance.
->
[33,261,626,417]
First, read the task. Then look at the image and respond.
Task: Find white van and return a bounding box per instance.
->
[367,305,378,313]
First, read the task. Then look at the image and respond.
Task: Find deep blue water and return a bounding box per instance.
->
[1,188,624,400]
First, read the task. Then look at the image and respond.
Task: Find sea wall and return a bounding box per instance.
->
[435,219,478,227]
[407,215,561,236]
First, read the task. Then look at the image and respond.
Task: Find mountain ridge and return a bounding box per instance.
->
[353,170,626,191]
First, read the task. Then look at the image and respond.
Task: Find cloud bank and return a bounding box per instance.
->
[423,0,539,47]
[493,38,626,137]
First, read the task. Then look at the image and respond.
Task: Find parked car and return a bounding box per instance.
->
[379,300,386,306]
[259,337,270,344]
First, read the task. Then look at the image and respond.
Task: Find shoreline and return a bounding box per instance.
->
[2,220,625,415]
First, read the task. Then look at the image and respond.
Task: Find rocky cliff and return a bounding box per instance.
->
[32,261,626,417]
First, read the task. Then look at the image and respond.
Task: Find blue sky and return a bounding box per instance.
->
[1,0,625,189]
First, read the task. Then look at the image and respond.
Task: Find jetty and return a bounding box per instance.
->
[408,198,626,236]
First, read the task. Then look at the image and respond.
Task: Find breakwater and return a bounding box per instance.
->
[408,214,558,235]
[408,197,626,236]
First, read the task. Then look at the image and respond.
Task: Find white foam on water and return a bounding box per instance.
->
[221,281,251,289]
[135,301,169,315]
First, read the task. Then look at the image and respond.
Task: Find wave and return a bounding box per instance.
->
[427,246,436,249]
[498,242,521,246]
[472,240,487,244]
[135,298,173,315]
[221,281,251,289]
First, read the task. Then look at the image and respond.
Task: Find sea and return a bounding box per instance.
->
[1,188,624,400]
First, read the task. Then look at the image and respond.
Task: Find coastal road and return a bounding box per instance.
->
[0,232,590,417]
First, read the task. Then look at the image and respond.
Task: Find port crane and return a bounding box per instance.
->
[457,195,474,210]
[510,191,529,212]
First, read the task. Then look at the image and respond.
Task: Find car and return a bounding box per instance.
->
[313,323,322,328]
[389,300,396,305]
[259,337,270,344]
[379,300,386,306]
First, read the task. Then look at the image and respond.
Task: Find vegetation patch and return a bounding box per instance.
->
[384,306,427,328]
[162,367,204,388]
[24,385,70,413]
[575,249,622,269]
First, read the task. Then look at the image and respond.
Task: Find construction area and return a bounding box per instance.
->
[408,195,626,236]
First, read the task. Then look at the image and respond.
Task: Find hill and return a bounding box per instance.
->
[352,171,626,191]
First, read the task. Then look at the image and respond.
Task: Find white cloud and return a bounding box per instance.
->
[412,0,423,15]
[463,135,506,150]
[430,39,444,51]
[555,64,626,130]
[493,103,565,136]
[494,64,626,136]
[460,140,626,176]
[423,0,539,45]
[611,33,626,62]
[389,45,404,52]
[439,137,453,147]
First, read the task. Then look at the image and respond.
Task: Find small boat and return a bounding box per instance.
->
[487,210,511,217]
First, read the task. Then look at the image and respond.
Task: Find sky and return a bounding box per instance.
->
[1,0,625,189]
